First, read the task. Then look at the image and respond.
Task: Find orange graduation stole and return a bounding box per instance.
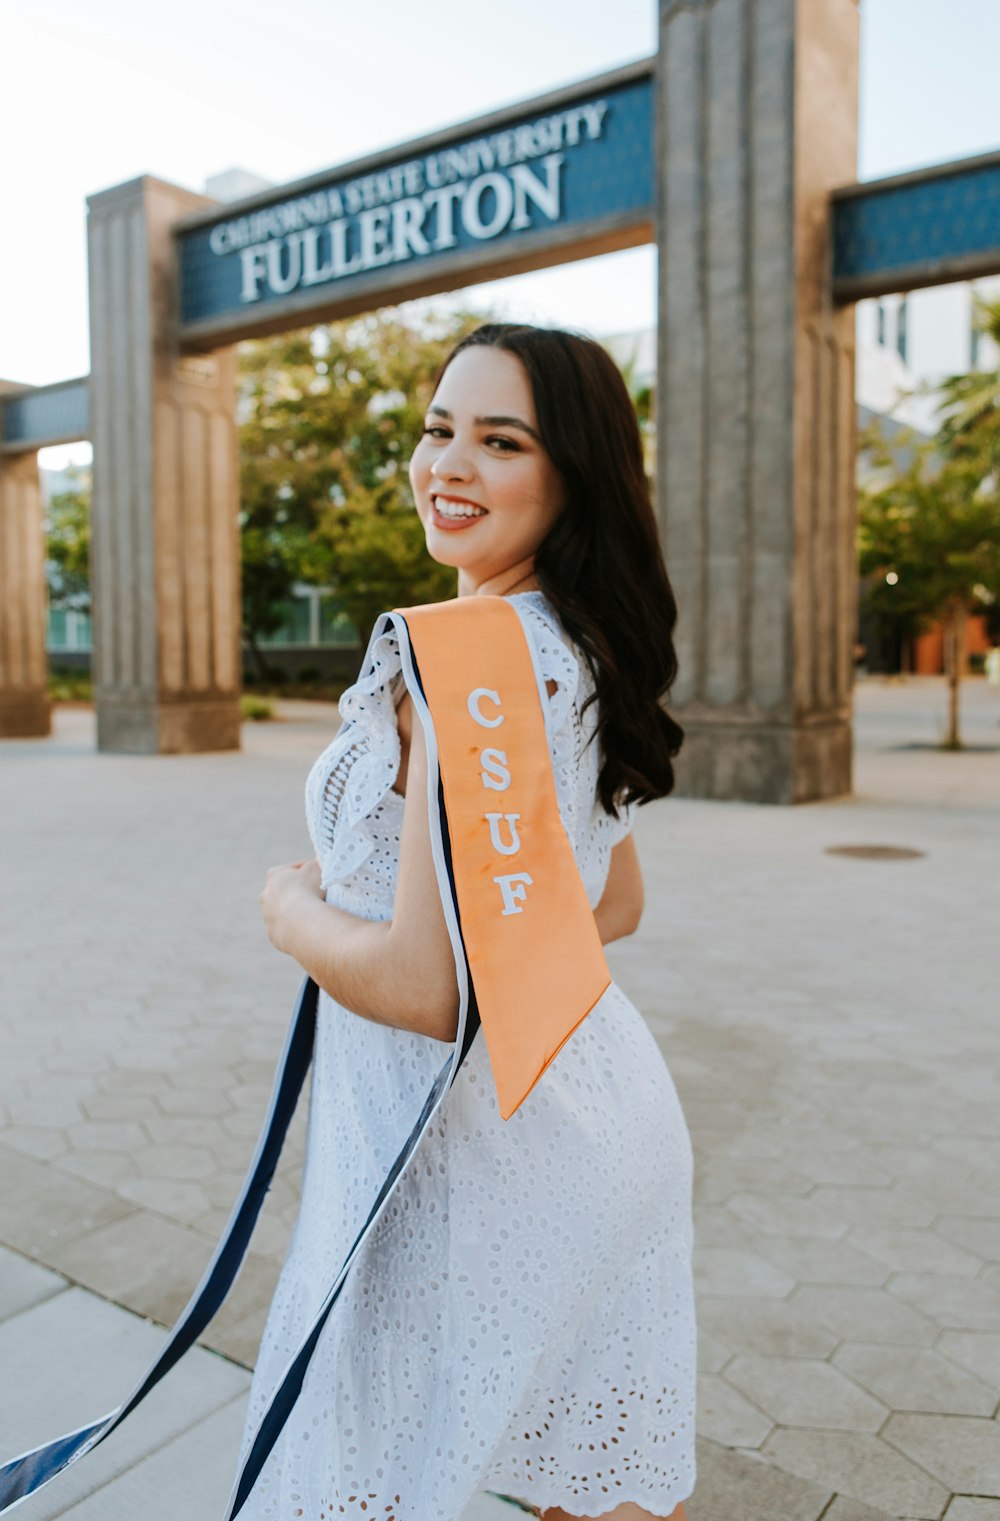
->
[396,594,611,1119]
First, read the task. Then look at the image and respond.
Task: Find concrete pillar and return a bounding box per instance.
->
[86,176,241,753]
[657,0,860,803]
[0,447,51,738]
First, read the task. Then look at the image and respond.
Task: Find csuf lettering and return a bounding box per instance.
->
[467,683,535,917]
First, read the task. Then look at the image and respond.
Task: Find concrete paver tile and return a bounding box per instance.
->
[751,1235,891,1287]
[727,1193,848,1238]
[762,1428,951,1517]
[81,1093,155,1122]
[0,1288,249,1521]
[686,1438,832,1521]
[57,1150,139,1188]
[725,1353,888,1431]
[1,1127,70,1162]
[698,1296,840,1359]
[833,1343,997,1417]
[99,1071,172,1094]
[132,1142,218,1181]
[33,1395,249,1521]
[204,1302,268,1368]
[821,1498,912,1521]
[936,1140,1000,1173]
[943,1500,1000,1521]
[694,1247,797,1298]
[849,1229,984,1278]
[154,1086,233,1117]
[0,1246,68,1322]
[883,1413,1000,1496]
[65,1120,148,1153]
[697,1372,774,1448]
[693,1205,761,1248]
[869,1147,975,1189]
[695,1159,814,1204]
[937,1219,1000,1264]
[8,1097,84,1127]
[888,1274,1000,1331]
[0,1145,134,1257]
[43,1212,215,1326]
[936,1331,1000,1389]
[141,1114,229,1148]
[790,1285,940,1346]
[783,1150,895,1187]
[808,1187,938,1232]
[116,1177,211,1222]
[696,1324,734,1374]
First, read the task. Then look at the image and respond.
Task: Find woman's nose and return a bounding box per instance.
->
[432,437,474,480]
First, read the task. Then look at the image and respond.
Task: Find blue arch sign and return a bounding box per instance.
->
[177,61,654,346]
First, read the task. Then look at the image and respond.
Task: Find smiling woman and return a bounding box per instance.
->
[242,322,695,1521]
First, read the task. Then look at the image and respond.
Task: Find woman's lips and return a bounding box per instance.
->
[430,497,489,531]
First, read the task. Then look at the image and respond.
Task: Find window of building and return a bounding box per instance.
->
[896,296,908,364]
[876,301,886,346]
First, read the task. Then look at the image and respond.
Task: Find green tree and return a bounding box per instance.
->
[44,468,91,611]
[237,306,483,665]
[935,293,1000,472]
[858,423,1000,748]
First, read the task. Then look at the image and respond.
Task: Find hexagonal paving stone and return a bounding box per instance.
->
[697,1296,840,1359]
[790,1285,939,1346]
[694,1247,797,1298]
[833,1343,997,1416]
[727,1193,847,1239]
[697,1372,774,1448]
[943,1500,1000,1521]
[938,1219,1000,1263]
[725,1353,888,1431]
[808,1187,937,1232]
[133,1143,217,1181]
[884,1412,1000,1495]
[888,1273,1000,1331]
[752,1235,890,1287]
[762,1428,950,1517]
[937,1330,1000,1392]
[849,1228,983,1278]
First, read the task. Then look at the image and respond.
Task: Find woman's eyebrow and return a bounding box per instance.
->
[426,403,540,442]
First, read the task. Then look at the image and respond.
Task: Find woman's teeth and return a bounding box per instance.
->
[434,498,487,519]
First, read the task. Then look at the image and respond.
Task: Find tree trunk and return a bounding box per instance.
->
[942,601,968,749]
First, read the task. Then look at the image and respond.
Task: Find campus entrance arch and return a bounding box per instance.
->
[7,0,993,801]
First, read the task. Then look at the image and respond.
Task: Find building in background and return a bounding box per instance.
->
[43,277,1000,682]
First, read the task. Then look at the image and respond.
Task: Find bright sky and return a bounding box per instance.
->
[2,0,999,468]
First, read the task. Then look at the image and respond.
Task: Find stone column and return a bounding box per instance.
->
[657,0,860,802]
[0,444,51,738]
[87,176,241,753]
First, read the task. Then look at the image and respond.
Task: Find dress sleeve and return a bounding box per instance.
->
[304,624,404,890]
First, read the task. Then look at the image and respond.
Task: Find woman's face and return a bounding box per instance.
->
[408,345,565,594]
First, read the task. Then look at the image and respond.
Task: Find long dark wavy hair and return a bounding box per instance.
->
[434,322,684,817]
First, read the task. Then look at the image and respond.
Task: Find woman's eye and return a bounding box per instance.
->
[486,435,520,452]
[421,424,450,439]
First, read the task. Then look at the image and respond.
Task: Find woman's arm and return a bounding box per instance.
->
[259,690,459,1044]
[593,833,644,945]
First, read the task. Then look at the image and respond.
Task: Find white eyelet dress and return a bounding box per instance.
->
[235,590,697,1520]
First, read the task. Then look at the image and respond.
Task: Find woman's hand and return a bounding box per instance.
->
[259,859,324,954]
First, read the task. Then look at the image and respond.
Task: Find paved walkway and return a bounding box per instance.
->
[0,674,997,1520]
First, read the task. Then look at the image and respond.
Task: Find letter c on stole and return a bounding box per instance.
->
[468,688,504,728]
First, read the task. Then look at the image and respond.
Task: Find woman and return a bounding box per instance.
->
[248,323,696,1521]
